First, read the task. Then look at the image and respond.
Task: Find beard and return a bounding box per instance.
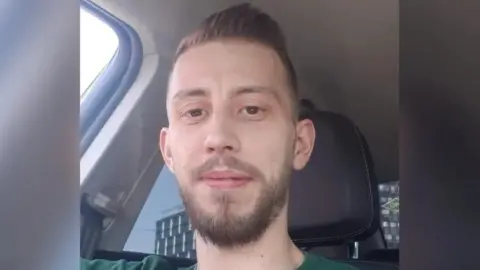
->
[178,154,293,249]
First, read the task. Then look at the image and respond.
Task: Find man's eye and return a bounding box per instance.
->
[180,108,207,124]
[185,109,204,118]
[243,106,260,115]
[239,106,266,121]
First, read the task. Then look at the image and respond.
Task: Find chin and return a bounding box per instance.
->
[203,197,255,216]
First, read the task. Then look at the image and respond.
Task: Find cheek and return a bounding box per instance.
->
[239,124,294,176]
[169,130,203,170]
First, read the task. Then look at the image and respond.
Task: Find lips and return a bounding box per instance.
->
[200,170,252,189]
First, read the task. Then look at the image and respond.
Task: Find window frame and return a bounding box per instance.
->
[79,0,143,155]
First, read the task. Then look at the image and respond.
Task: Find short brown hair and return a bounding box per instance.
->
[174,3,299,117]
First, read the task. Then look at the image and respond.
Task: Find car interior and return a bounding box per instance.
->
[77,0,399,269]
[5,0,480,269]
[74,0,399,269]
[0,0,400,269]
[84,104,399,270]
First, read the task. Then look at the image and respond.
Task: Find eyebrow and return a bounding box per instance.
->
[172,88,209,101]
[171,86,281,102]
[231,86,283,106]
[230,86,277,98]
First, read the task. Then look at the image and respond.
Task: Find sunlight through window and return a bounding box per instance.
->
[80,8,119,101]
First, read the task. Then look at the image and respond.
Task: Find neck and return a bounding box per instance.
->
[194,209,305,270]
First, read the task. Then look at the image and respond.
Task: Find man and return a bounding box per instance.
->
[82,3,358,270]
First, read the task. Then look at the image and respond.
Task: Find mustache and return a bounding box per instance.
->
[191,156,264,180]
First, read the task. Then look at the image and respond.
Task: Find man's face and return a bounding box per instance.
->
[160,40,314,248]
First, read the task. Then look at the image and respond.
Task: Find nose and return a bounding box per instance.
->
[204,114,240,154]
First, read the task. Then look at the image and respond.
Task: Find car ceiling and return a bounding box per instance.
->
[92,0,398,182]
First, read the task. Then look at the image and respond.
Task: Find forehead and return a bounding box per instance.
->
[168,40,289,99]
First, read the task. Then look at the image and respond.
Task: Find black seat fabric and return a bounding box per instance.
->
[288,108,396,269]
[289,110,380,246]
[363,249,399,264]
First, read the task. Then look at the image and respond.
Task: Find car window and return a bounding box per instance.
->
[79,2,142,155]
[124,166,197,259]
[379,181,400,248]
[80,8,118,102]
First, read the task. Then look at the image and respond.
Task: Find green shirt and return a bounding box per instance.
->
[180,253,358,270]
[81,253,358,270]
[296,253,359,270]
[80,256,176,270]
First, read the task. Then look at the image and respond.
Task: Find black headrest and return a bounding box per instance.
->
[288,109,380,247]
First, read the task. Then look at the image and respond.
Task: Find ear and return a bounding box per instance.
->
[292,118,316,170]
[159,127,174,173]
